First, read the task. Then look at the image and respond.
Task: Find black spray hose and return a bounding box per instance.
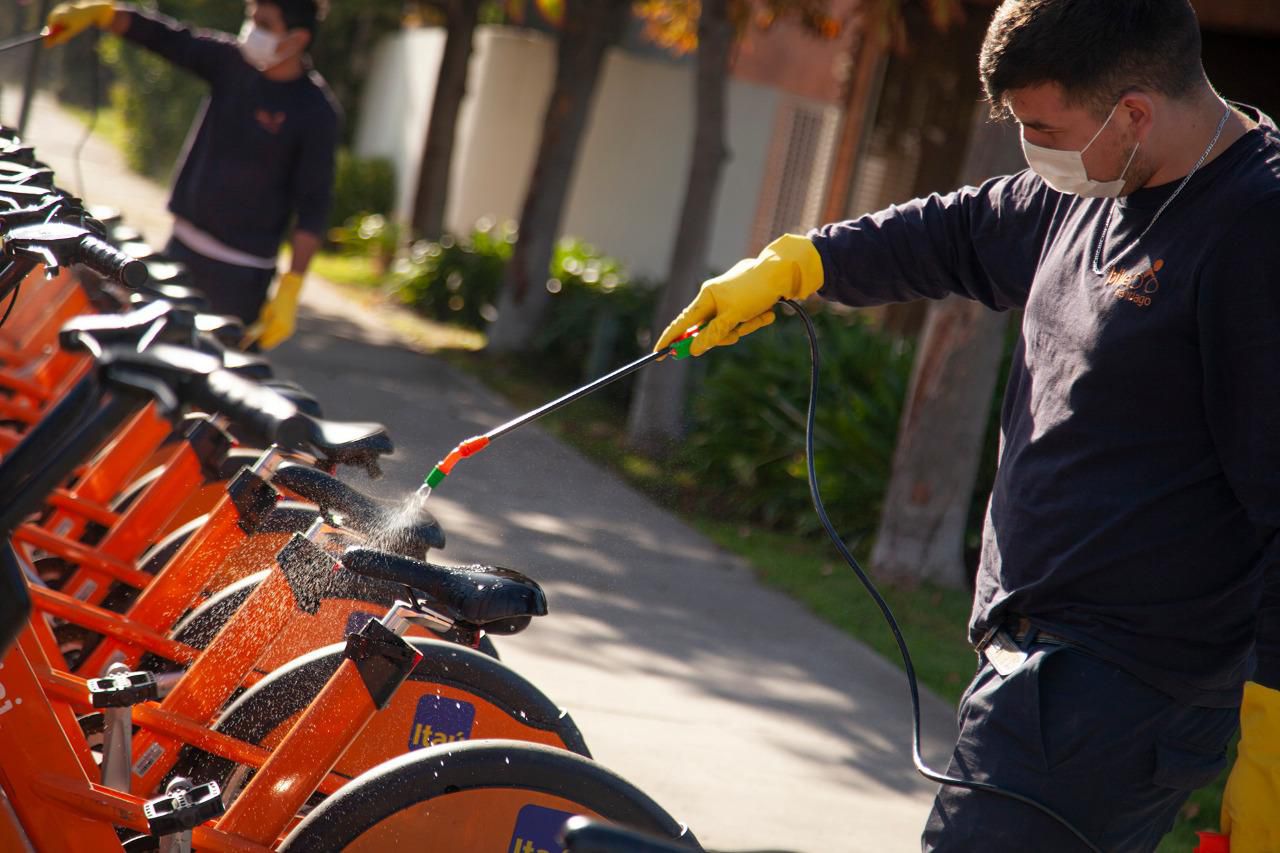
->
[71,29,101,199]
[782,298,1102,853]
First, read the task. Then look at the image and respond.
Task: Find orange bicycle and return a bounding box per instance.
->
[0,304,697,853]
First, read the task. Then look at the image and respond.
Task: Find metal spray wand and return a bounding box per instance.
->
[417,325,701,497]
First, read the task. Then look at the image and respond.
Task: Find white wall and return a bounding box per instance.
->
[354,28,446,217]
[355,26,783,279]
[445,28,556,238]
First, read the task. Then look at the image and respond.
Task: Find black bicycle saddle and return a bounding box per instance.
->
[194,313,247,349]
[87,342,393,472]
[272,462,445,554]
[341,546,547,634]
[218,349,273,380]
[60,302,267,378]
[129,281,209,313]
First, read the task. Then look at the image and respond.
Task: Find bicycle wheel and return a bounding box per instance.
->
[277,739,701,852]
[172,636,586,796]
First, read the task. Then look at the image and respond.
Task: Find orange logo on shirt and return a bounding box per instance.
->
[255,109,286,134]
[1105,259,1163,308]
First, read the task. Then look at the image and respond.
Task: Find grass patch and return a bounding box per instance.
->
[311,252,384,290]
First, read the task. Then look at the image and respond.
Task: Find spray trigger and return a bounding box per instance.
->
[668,325,702,360]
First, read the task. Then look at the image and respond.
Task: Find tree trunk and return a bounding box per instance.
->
[624,0,733,456]
[870,110,1024,589]
[410,0,479,240]
[820,30,886,224]
[485,0,631,353]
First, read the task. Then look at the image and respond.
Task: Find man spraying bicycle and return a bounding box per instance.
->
[45,0,338,349]
[656,0,1280,850]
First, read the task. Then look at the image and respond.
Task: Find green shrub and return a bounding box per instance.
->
[392,218,516,330]
[328,150,395,230]
[391,225,656,394]
[681,306,914,538]
[327,212,400,272]
[529,238,658,388]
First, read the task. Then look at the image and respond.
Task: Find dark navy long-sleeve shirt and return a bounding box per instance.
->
[811,109,1280,707]
[121,8,340,258]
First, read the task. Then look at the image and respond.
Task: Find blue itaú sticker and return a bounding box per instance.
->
[507,803,577,853]
[407,694,476,750]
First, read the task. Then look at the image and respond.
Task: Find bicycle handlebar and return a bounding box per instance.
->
[75,232,148,288]
[197,367,313,451]
[2,222,148,288]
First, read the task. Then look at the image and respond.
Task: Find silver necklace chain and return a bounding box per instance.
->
[1091,105,1232,275]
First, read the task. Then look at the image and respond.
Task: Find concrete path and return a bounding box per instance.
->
[6,88,960,852]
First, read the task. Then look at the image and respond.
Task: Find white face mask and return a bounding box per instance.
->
[238,21,283,71]
[1022,101,1141,198]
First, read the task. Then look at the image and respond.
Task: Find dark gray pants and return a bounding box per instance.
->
[923,643,1237,852]
[164,236,276,326]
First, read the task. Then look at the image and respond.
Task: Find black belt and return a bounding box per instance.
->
[976,616,1073,675]
[1006,616,1072,647]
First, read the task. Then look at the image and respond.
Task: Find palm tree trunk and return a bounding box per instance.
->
[485,0,631,353]
[624,0,733,455]
[410,0,480,240]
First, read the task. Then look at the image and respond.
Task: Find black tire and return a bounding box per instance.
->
[278,740,701,852]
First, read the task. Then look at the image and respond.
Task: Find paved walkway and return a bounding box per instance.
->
[6,88,960,852]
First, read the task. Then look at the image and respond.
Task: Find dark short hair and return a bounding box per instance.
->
[261,0,328,36]
[979,0,1205,119]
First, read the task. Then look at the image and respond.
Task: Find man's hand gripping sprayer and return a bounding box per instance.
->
[416,325,702,498]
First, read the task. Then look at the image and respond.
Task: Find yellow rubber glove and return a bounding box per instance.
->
[253,271,303,350]
[654,233,824,357]
[1221,681,1280,853]
[45,1,116,47]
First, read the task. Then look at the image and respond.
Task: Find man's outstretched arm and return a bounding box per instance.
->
[655,169,1057,357]
[47,2,235,84]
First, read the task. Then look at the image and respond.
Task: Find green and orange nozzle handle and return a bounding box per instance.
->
[418,324,702,494]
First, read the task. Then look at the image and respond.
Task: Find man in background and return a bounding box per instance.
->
[46,0,339,349]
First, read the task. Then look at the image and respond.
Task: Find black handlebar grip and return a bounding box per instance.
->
[198,369,313,450]
[76,234,149,289]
